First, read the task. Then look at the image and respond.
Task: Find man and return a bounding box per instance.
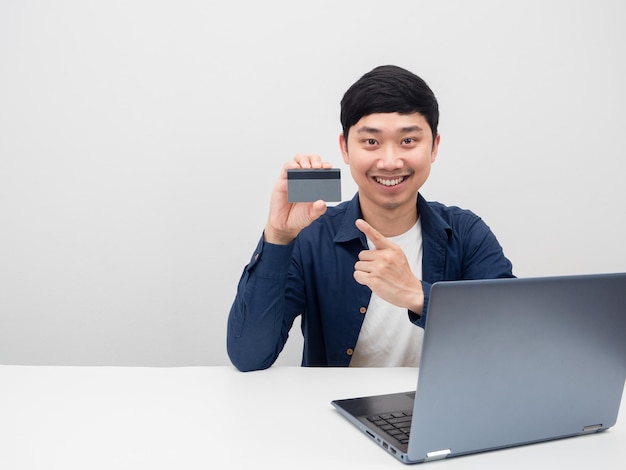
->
[227,65,514,372]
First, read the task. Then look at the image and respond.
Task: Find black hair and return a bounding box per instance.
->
[340,65,439,143]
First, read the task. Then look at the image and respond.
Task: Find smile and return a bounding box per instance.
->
[375,176,406,187]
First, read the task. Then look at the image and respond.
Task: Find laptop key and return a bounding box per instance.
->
[388,416,412,425]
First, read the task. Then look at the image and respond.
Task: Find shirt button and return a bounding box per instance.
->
[346,348,354,356]
[254,253,259,261]
[359,306,367,314]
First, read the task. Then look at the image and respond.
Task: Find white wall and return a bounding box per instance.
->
[1,0,624,366]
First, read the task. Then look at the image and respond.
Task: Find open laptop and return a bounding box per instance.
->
[332,273,626,464]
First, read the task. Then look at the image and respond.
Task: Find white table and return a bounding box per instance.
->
[1,366,624,469]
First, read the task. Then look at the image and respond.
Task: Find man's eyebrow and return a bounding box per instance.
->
[355,126,382,134]
[399,125,424,133]
[355,125,424,134]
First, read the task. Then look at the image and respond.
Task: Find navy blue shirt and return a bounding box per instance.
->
[227,193,514,371]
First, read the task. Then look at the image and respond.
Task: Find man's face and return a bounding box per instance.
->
[339,112,440,216]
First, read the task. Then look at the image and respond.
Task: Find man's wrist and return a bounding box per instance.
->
[408,282,425,315]
[263,225,296,245]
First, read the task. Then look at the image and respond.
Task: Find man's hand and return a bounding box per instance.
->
[264,154,332,245]
[353,219,424,314]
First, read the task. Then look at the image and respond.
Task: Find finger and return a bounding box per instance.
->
[356,250,376,263]
[293,154,310,168]
[354,259,374,274]
[309,199,328,221]
[280,156,329,184]
[353,270,369,287]
[294,154,324,169]
[355,219,392,250]
[284,160,302,171]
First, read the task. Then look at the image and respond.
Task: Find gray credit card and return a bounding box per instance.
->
[287,169,341,202]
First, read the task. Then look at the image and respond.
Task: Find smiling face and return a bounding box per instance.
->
[339,112,440,231]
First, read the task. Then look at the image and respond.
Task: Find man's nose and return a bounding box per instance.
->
[377,145,403,169]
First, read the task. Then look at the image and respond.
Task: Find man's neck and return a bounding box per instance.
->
[359,196,419,238]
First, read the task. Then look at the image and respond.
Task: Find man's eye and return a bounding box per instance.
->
[402,138,414,144]
[366,139,378,145]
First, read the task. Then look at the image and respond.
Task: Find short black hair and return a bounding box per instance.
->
[340,65,439,143]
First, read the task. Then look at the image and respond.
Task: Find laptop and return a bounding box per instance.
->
[332,273,626,464]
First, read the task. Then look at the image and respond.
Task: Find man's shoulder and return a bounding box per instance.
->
[424,198,480,219]
[419,195,485,235]
[324,200,353,217]
[309,199,352,230]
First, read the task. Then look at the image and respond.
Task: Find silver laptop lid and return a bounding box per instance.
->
[408,273,626,462]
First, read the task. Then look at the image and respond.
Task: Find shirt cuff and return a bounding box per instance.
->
[247,234,295,277]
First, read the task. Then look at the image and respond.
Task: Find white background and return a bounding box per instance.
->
[1,0,624,366]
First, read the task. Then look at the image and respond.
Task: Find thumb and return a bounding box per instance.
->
[355,218,391,250]
[308,200,328,223]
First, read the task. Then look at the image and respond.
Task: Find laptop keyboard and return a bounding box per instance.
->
[366,411,413,445]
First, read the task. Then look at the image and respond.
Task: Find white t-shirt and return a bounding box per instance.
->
[350,220,424,367]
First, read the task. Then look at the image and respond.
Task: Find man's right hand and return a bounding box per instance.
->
[263,154,332,245]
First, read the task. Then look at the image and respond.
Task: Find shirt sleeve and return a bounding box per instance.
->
[226,235,299,372]
[414,212,514,328]
[408,280,432,328]
[461,217,514,281]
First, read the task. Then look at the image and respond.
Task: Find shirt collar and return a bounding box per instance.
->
[333,193,365,244]
[333,192,452,245]
[417,193,452,243]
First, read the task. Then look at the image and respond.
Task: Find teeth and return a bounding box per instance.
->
[375,176,405,186]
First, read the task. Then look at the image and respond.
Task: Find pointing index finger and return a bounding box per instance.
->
[355,219,390,250]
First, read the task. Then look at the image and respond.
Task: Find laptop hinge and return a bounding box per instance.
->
[582,424,603,433]
[425,449,451,461]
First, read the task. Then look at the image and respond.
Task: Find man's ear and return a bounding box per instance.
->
[431,133,441,163]
[339,133,350,164]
